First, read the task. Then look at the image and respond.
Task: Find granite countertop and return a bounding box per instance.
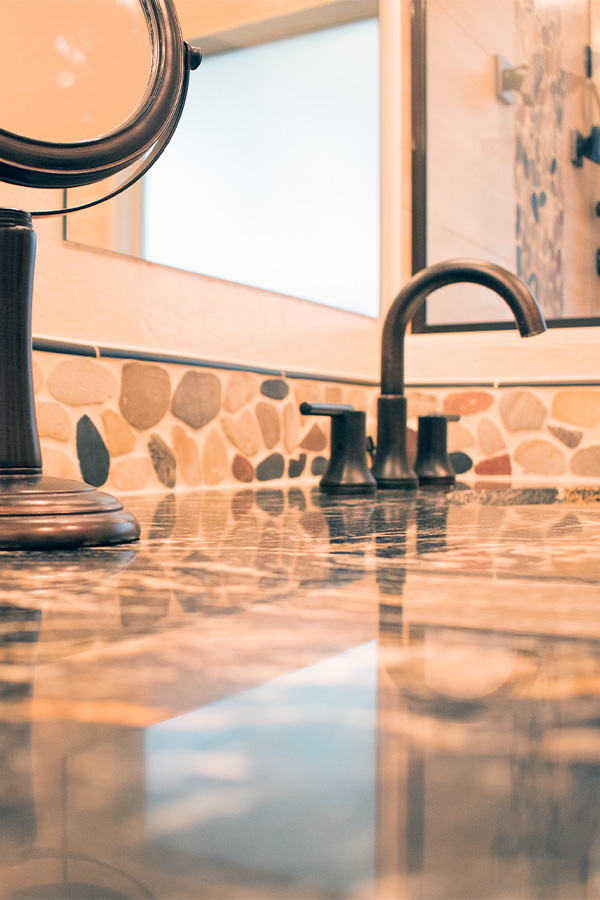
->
[0,482,599,899]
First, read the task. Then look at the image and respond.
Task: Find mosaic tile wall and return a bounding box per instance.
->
[30,349,600,492]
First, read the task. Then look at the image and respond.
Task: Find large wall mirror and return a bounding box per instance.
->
[412,0,600,333]
[64,0,380,319]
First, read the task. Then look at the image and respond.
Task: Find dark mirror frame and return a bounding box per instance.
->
[410,0,600,333]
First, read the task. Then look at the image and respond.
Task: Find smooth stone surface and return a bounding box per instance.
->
[76,414,110,487]
[448,422,475,452]
[514,439,566,475]
[120,362,171,430]
[232,453,254,483]
[32,359,43,393]
[40,443,78,479]
[443,390,493,416]
[202,427,229,485]
[171,371,221,430]
[547,424,583,449]
[110,455,152,491]
[256,401,281,449]
[288,453,307,479]
[148,433,176,488]
[221,410,261,457]
[171,425,202,487]
[474,453,512,476]
[324,385,344,405]
[36,400,72,442]
[407,392,438,418]
[260,379,289,400]
[283,403,300,454]
[101,408,136,457]
[478,417,506,455]
[570,445,600,477]
[300,424,327,453]
[552,390,600,428]
[348,387,368,411]
[49,358,118,406]
[223,371,259,413]
[257,452,285,481]
[499,389,547,431]
[311,455,328,476]
[449,451,473,474]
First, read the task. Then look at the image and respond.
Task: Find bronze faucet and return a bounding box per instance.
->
[371,259,547,489]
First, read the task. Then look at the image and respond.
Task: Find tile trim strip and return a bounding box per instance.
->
[30,337,600,390]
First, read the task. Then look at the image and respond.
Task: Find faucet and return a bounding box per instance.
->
[371,259,547,489]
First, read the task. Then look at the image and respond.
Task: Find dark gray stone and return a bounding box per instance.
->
[148,434,176,488]
[449,452,473,475]
[256,453,285,482]
[288,454,307,479]
[76,415,110,487]
[260,379,289,400]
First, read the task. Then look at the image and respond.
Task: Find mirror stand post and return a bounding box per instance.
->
[0,209,140,549]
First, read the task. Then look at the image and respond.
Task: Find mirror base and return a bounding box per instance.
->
[0,475,140,549]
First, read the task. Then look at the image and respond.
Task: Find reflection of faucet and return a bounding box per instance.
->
[372,259,547,489]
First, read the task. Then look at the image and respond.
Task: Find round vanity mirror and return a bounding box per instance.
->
[0,0,153,144]
[0,0,197,198]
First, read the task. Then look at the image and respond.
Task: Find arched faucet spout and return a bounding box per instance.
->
[373,259,546,489]
[380,258,546,396]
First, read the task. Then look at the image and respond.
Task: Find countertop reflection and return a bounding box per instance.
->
[0,483,599,899]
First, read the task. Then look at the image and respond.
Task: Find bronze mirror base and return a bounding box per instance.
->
[0,210,140,550]
[0,475,140,549]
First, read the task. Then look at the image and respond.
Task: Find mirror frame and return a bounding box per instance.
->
[410,0,600,334]
[0,0,186,190]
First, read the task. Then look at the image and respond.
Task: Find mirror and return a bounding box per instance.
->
[412,0,600,332]
[64,0,381,318]
[0,0,152,143]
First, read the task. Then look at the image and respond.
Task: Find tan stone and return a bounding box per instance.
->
[221,409,261,457]
[202,427,229,485]
[120,362,171,430]
[570,445,600,477]
[256,401,281,449]
[41,445,78,480]
[478,417,505,456]
[32,360,43,394]
[295,380,323,421]
[407,392,438,419]
[36,401,71,442]
[223,371,259,412]
[443,391,493,416]
[300,423,327,452]
[514,439,566,475]
[283,402,300,453]
[552,390,600,428]
[447,422,475,452]
[101,409,136,457]
[110,456,152,492]
[324,385,344,404]
[48,358,118,406]
[171,425,202,486]
[498,390,547,431]
[348,388,367,410]
[171,370,221,429]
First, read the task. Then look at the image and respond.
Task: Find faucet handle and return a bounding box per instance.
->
[299,403,376,494]
[414,413,456,487]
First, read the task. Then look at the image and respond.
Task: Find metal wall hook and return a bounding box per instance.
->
[495,54,544,106]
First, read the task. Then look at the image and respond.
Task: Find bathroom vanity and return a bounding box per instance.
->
[0,482,599,899]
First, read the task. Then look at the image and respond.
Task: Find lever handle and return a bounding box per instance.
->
[299,402,354,417]
[299,402,375,494]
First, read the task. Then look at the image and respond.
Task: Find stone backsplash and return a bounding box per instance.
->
[31,348,600,492]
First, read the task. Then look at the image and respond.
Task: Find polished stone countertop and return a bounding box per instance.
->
[0,482,600,899]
